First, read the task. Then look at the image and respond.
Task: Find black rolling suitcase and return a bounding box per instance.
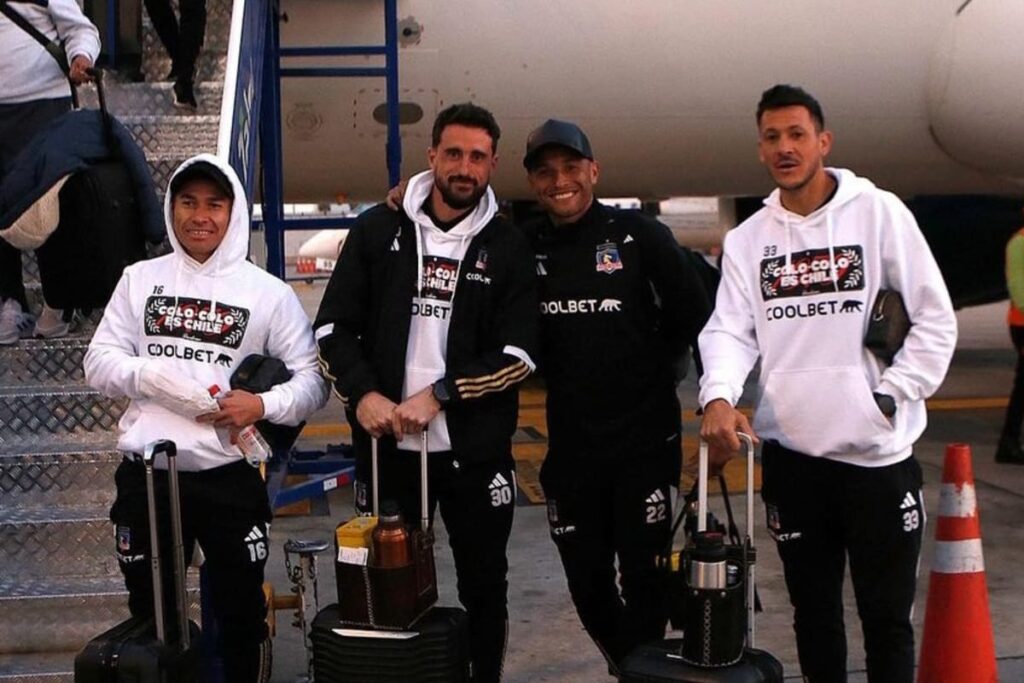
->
[36,70,146,310]
[312,434,468,682]
[311,605,470,683]
[619,434,783,683]
[74,439,201,682]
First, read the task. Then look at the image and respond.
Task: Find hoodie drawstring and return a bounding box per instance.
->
[826,212,839,292]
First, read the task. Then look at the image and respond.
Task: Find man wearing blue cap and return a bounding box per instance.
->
[520,119,713,673]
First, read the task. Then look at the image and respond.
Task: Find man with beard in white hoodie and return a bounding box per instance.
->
[314,103,538,683]
[698,85,957,683]
[85,154,328,681]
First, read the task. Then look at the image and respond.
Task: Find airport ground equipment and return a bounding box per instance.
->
[74,440,200,682]
[619,434,783,682]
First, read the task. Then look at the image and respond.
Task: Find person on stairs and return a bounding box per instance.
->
[0,0,99,344]
[143,0,205,110]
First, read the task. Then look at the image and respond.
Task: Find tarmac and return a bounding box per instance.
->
[263,281,1024,682]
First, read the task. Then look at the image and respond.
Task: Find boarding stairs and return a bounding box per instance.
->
[0,0,231,678]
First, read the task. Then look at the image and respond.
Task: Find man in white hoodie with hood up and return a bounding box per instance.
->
[85,154,328,681]
[698,85,957,683]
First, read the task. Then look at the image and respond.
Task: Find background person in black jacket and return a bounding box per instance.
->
[314,103,538,683]
[520,119,713,673]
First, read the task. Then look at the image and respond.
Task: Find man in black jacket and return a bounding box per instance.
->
[314,103,538,683]
[521,119,713,672]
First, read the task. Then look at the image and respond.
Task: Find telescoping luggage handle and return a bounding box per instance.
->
[370,433,430,533]
[138,439,191,651]
[697,432,757,648]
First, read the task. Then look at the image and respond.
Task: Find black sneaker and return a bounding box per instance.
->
[172,78,198,111]
[995,437,1024,464]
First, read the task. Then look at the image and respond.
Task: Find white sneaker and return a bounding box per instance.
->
[0,299,36,345]
[34,304,72,339]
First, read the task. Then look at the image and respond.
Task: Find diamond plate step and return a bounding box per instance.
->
[0,651,74,682]
[0,506,119,580]
[0,576,199,655]
[77,80,224,118]
[123,115,220,159]
[0,390,124,452]
[0,448,121,507]
[142,53,228,86]
[0,340,90,390]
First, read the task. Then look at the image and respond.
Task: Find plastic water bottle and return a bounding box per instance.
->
[208,385,271,466]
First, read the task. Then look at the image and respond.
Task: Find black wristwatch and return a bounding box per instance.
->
[431,379,451,408]
[873,392,897,418]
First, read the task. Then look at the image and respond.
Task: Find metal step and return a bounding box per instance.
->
[142,52,228,86]
[0,651,74,682]
[0,390,124,452]
[0,340,89,391]
[0,575,200,655]
[124,114,220,160]
[77,80,224,118]
[0,506,119,580]
[0,448,121,507]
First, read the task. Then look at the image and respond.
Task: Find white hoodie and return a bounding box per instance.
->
[398,170,498,453]
[0,0,100,104]
[698,168,957,466]
[85,154,328,471]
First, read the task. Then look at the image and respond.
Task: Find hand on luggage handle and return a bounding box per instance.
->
[370,430,431,533]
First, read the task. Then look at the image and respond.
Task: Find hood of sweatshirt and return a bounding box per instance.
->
[760,168,876,292]
[164,153,250,277]
[401,170,498,300]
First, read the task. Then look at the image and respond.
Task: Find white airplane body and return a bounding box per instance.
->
[276,0,1024,202]
[276,0,1024,304]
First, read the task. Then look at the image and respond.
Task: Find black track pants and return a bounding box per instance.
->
[1000,325,1024,442]
[368,449,516,683]
[539,437,678,669]
[111,458,272,683]
[761,442,924,683]
[142,0,206,78]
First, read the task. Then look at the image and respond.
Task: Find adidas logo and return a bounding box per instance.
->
[624,234,634,243]
[646,489,666,505]
[244,525,268,562]
[899,492,917,510]
[390,238,400,252]
[489,472,514,507]
[536,262,547,276]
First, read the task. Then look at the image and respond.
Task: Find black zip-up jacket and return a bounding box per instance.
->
[522,201,713,459]
[314,204,539,461]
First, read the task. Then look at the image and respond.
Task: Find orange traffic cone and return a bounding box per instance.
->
[917,443,997,682]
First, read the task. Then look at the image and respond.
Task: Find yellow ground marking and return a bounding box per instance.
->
[301,388,1004,505]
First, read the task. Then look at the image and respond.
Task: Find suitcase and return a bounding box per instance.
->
[75,439,201,682]
[619,643,782,683]
[334,436,438,630]
[36,70,146,310]
[619,434,783,682]
[310,604,470,683]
